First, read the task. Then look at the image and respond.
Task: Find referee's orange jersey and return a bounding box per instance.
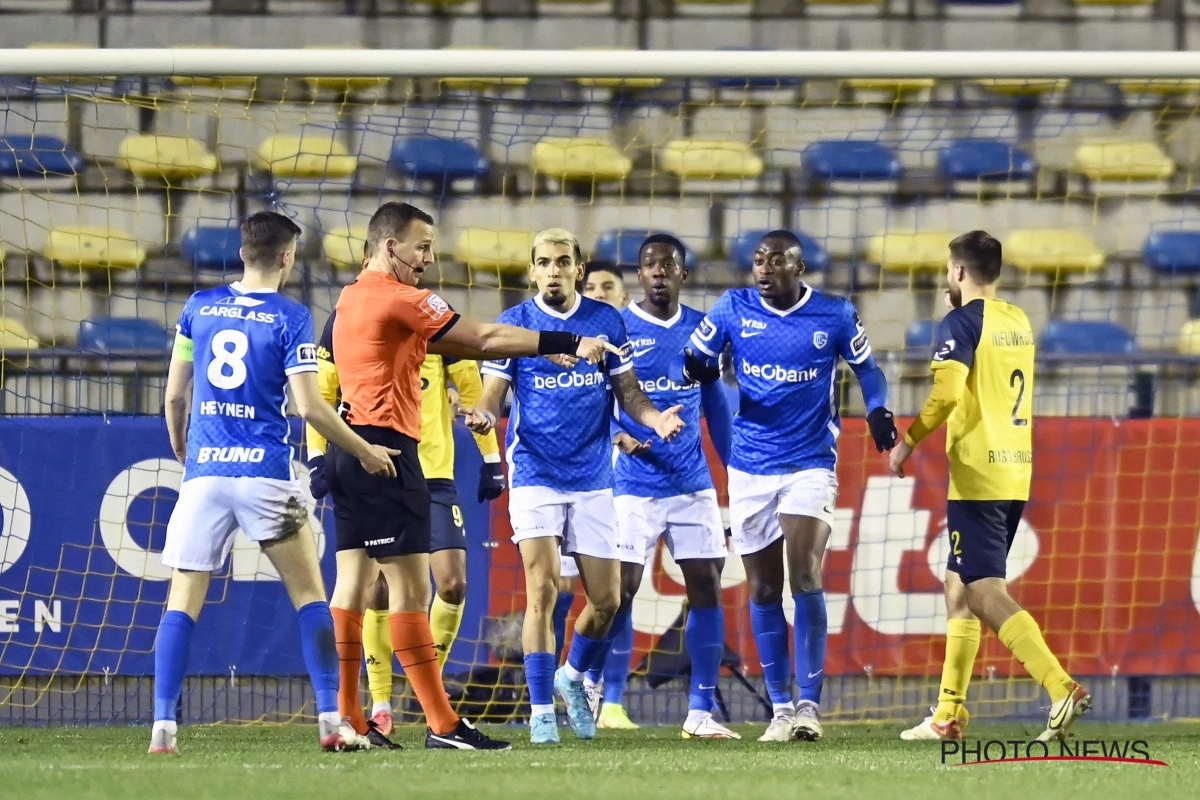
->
[332,270,459,441]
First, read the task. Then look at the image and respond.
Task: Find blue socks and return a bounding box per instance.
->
[565,630,608,681]
[153,610,196,722]
[601,605,634,705]
[685,605,724,712]
[524,652,556,712]
[749,600,792,706]
[793,590,828,705]
[552,591,574,662]
[296,601,339,715]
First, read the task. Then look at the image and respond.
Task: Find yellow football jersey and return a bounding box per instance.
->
[930,297,1034,501]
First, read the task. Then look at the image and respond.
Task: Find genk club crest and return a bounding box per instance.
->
[813,331,829,348]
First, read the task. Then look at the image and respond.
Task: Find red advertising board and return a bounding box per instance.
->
[488,418,1200,676]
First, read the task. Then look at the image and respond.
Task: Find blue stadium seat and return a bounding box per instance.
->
[731,230,829,272]
[1039,320,1136,355]
[938,139,1037,181]
[1143,231,1200,275]
[0,135,84,177]
[181,227,242,271]
[905,320,938,351]
[593,230,696,268]
[389,136,489,182]
[802,141,903,181]
[710,47,801,90]
[78,318,173,354]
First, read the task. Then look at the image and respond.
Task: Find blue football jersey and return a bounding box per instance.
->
[614,302,714,498]
[175,282,318,481]
[689,285,871,475]
[481,294,632,492]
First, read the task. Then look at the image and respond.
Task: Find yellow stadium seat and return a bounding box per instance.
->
[866,231,953,272]
[573,47,663,88]
[44,226,147,270]
[532,138,633,182]
[1114,79,1200,95]
[1006,229,1105,273]
[168,45,258,89]
[440,49,531,90]
[807,0,882,4]
[454,228,536,274]
[1179,320,1200,355]
[973,79,1069,96]
[0,317,39,351]
[845,78,935,94]
[660,139,763,180]
[1071,139,1175,181]
[322,225,368,270]
[255,134,358,179]
[116,135,219,181]
[1073,0,1153,5]
[303,45,390,92]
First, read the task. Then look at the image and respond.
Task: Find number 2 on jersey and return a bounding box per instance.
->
[1009,368,1028,427]
[208,329,249,390]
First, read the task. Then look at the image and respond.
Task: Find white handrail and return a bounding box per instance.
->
[0,49,1199,79]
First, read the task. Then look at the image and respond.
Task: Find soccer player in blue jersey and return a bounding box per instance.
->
[465,228,685,745]
[674,230,898,742]
[594,234,739,739]
[152,212,400,754]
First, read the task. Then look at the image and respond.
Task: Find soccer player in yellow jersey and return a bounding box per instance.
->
[305,312,504,735]
[889,231,1090,743]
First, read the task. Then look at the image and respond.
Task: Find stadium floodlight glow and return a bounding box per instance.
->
[3,49,1200,79]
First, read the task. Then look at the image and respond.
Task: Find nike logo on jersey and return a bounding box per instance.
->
[739,330,764,338]
[807,670,823,679]
[698,684,715,690]
[633,348,654,357]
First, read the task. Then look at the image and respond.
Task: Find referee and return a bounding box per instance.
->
[321,202,616,751]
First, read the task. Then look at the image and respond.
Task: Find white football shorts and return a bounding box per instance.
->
[559,554,580,579]
[727,467,838,556]
[614,489,726,565]
[508,486,619,561]
[162,475,314,572]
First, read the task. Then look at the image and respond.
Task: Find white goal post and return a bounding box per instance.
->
[1,49,1200,79]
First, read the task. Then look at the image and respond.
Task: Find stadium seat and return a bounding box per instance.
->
[453,228,537,274]
[439,49,530,90]
[0,317,38,351]
[844,79,935,95]
[532,138,633,182]
[0,135,84,177]
[1006,229,1105,273]
[181,226,242,271]
[1179,320,1200,355]
[1116,79,1200,95]
[78,317,173,354]
[390,136,489,183]
[593,229,697,268]
[905,320,937,351]
[255,134,358,179]
[1071,139,1174,181]
[802,141,903,181]
[866,231,954,272]
[43,226,147,270]
[116,135,219,181]
[573,47,663,88]
[731,229,829,272]
[971,79,1068,96]
[938,139,1037,181]
[303,45,390,93]
[660,140,764,180]
[322,225,368,270]
[1143,231,1200,275]
[1039,320,1136,355]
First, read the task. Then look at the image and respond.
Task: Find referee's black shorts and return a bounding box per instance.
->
[945,499,1026,585]
[327,425,431,558]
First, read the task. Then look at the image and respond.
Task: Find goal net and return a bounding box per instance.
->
[2,49,1200,727]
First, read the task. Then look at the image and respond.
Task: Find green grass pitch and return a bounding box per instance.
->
[3,723,1198,800]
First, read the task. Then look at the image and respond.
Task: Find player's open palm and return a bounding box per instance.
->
[654,404,686,441]
[359,445,400,478]
[459,407,496,435]
[614,431,651,456]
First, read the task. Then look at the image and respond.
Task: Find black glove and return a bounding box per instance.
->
[867,407,898,453]
[477,460,506,503]
[682,347,721,386]
[306,455,328,499]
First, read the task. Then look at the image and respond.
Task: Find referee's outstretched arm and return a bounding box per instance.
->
[429,314,620,365]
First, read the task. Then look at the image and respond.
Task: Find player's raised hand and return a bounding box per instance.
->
[459,407,497,435]
[544,353,579,369]
[654,404,686,441]
[576,336,622,365]
[613,431,651,456]
[889,439,913,478]
[359,444,400,478]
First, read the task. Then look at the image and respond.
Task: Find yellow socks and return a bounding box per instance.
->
[429,595,465,669]
[934,618,981,723]
[362,608,394,706]
[997,610,1074,703]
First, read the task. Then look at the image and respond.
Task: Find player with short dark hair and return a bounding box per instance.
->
[583,260,629,309]
[892,231,1090,742]
[152,211,400,755]
[674,230,898,743]
[323,206,618,751]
